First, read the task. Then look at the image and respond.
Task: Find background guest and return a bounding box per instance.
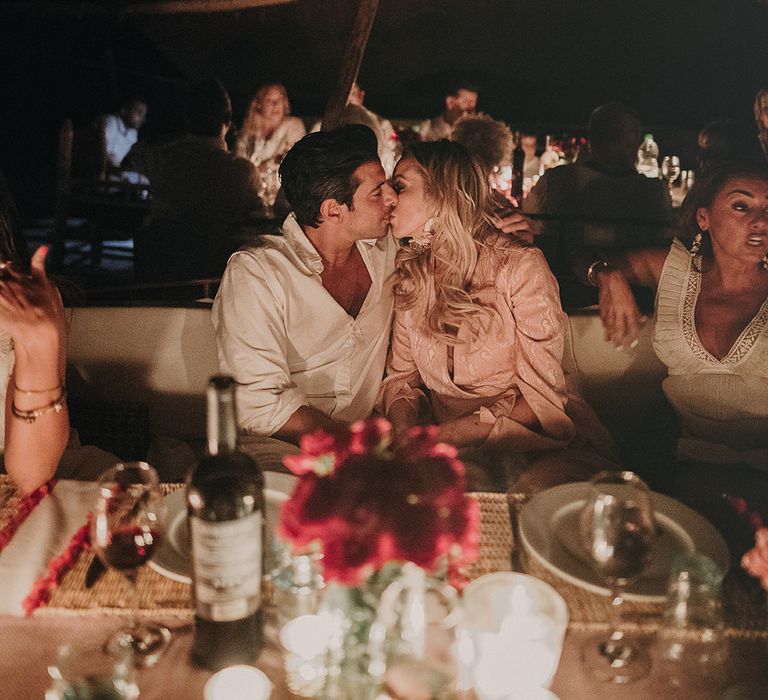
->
[234,83,306,167]
[754,87,768,160]
[103,96,148,171]
[520,131,541,178]
[697,119,764,172]
[130,78,262,281]
[419,80,479,141]
[524,101,675,309]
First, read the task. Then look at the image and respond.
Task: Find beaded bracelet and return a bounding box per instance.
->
[11,387,67,423]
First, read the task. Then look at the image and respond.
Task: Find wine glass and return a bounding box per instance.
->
[92,461,170,667]
[661,155,681,187]
[579,471,656,683]
[257,161,281,218]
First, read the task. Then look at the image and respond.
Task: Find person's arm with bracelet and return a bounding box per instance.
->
[3,246,69,494]
[573,246,666,348]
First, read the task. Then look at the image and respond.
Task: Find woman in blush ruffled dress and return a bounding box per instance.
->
[378,140,616,492]
[235,83,306,167]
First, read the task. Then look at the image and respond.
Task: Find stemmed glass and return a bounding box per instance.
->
[92,461,170,667]
[579,471,656,683]
[661,155,681,187]
[257,161,281,218]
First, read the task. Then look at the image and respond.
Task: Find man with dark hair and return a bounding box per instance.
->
[523,101,674,308]
[213,125,397,469]
[420,81,479,141]
[129,78,262,280]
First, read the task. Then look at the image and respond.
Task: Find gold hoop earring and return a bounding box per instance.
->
[690,231,703,258]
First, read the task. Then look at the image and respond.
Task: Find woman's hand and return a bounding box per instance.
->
[597,268,647,349]
[0,246,65,357]
[492,209,535,244]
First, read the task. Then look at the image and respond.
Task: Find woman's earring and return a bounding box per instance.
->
[423,217,434,233]
[762,253,768,270]
[690,231,703,259]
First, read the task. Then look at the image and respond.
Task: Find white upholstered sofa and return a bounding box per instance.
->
[65,304,669,473]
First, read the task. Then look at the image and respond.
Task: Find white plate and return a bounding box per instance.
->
[519,482,730,603]
[149,472,294,584]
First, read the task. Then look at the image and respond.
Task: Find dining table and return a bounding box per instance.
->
[0,474,765,700]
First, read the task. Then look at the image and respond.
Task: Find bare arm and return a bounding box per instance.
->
[272,405,346,445]
[3,246,69,493]
[573,246,668,348]
[435,394,540,448]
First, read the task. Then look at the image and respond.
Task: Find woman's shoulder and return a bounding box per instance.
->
[480,232,547,268]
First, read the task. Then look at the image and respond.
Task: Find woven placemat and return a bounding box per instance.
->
[465,492,513,579]
[3,476,766,637]
[0,475,26,531]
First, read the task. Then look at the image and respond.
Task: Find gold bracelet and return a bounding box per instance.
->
[11,387,67,423]
[586,260,612,287]
[12,378,64,395]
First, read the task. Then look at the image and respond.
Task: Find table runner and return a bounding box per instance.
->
[1,476,765,637]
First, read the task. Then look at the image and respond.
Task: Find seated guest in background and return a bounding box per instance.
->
[234,83,306,167]
[312,82,399,176]
[130,78,262,281]
[698,119,764,172]
[452,113,534,244]
[577,159,768,540]
[420,81,479,141]
[213,125,397,471]
[380,140,616,493]
[520,131,541,178]
[103,97,148,171]
[524,101,675,309]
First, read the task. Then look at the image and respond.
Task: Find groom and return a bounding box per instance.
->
[212,125,398,470]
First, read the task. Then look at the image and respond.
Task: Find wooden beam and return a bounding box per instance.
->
[121,0,294,15]
[321,0,380,132]
[0,0,294,16]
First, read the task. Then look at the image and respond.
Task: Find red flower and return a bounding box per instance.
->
[278,419,478,586]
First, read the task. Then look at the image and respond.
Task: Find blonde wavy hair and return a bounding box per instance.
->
[394,140,498,344]
[242,83,291,137]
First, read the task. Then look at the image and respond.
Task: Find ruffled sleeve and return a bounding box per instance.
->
[483,247,575,447]
[377,308,428,416]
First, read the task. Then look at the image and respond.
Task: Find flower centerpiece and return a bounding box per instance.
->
[278,418,479,696]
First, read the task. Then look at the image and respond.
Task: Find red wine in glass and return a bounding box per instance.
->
[103,526,161,573]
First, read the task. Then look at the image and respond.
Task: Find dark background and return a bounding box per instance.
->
[1,0,766,215]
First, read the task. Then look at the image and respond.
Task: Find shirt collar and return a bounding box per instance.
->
[281,213,382,275]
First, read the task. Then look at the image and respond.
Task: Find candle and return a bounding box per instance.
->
[279,612,334,659]
[203,665,272,700]
[462,573,568,699]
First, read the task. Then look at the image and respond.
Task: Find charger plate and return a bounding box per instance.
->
[519,482,730,603]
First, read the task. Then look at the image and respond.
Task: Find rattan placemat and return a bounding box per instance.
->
[3,476,766,637]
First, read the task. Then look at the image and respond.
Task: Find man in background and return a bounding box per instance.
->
[103,97,147,170]
[420,81,479,141]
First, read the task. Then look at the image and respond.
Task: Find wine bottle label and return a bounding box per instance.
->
[190,511,262,622]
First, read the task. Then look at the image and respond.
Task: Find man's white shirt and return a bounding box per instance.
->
[212,214,396,435]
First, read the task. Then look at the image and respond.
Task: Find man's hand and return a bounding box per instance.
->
[492,209,535,244]
[597,268,647,349]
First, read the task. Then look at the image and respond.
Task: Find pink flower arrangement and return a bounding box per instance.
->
[279,418,479,586]
[727,496,768,590]
[742,528,768,591]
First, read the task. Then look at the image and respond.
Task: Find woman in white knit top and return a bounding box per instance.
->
[579,159,768,535]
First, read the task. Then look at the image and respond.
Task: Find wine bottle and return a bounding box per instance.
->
[188,375,265,670]
[511,132,525,206]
